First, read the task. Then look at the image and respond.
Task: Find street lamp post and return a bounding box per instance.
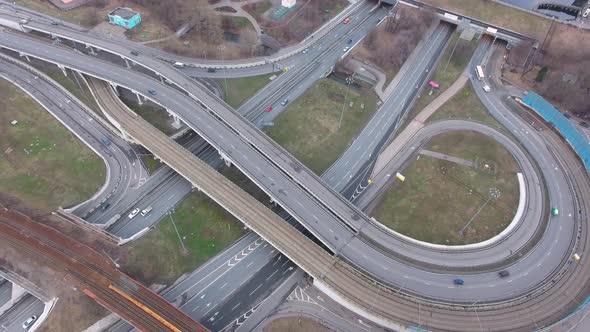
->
[218,45,229,102]
[338,75,354,129]
[168,210,187,253]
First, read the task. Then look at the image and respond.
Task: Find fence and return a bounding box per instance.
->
[520,91,590,173]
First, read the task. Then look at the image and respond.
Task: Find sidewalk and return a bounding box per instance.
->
[372,70,469,176]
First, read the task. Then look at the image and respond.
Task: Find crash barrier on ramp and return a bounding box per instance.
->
[519,91,590,173]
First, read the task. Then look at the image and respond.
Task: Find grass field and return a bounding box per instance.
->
[419,0,551,41]
[427,85,508,134]
[372,131,519,245]
[124,192,245,285]
[411,32,479,114]
[216,73,276,108]
[36,65,101,114]
[125,102,178,136]
[141,155,163,174]
[266,79,378,175]
[0,80,105,212]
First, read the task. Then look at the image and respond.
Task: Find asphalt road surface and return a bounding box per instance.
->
[0,294,44,332]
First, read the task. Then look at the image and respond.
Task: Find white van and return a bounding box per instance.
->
[483,85,491,93]
[140,206,153,216]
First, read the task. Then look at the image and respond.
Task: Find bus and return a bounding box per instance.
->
[476,65,485,80]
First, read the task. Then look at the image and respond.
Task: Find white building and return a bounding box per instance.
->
[282,0,296,8]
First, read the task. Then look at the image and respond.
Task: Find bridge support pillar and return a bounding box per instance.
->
[18,52,30,62]
[159,75,165,84]
[86,44,97,56]
[219,151,232,167]
[136,92,143,105]
[123,57,131,68]
[109,82,120,96]
[57,64,67,77]
[167,109,182,129]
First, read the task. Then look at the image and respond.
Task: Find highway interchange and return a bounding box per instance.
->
[0,0,589,330]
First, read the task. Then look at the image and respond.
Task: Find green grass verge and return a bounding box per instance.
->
[0,80,105,212]
[411,32,479,115]
[427,85,508,134]
[125,102,178,136]
[141,155,163,174]
[38,66,101,114]
[216,73,276,108]
[372,131,519,245]
[266,79,378,175]
[124,192,245,285]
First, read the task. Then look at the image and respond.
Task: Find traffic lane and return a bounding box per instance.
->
[200,256,297,330]
[179,243,283,319]
[355,120,544,267]
[0,294,44,332]
[324,23,454,192]
[0,280,11,309]
[0,59,137,217]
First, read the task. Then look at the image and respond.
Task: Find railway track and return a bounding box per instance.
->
[0,208,208,332]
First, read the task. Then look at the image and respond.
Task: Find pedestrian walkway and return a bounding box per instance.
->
[419,149,476,168]
[372,70,469,176]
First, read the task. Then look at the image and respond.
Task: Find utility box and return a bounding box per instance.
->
[107,7,141,30]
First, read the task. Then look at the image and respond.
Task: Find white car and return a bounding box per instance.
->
[128,208,140,219]
[22,316,37,329]
[302,48,309,54]
[343,46,350,52]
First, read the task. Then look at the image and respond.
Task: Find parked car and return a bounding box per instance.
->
[22,316,37,329]
[453,278,464,285]
[498,270,510,278]
[265,105,273,112]
[128,208,140,219]
[281,98,289,106]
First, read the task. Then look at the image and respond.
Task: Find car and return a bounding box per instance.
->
[343,17,351,24]
[102,203,111,211]
[563,113,572,119]
[207,68,216,73]
[148,89,157,96]
[573,253,581,261]
[22,316,37,329]
[130,50,139,56]
[580,121,589,128]
[498,270,510,278]
[281,98,289,106]
[51,21,59,26]
[265,105,273,112]
[453,278,464,285]
[551,207,559,216]
[343,46,350,52]
[347,39,353,44]
[128,208,140,219]
[140,206,152,217]
[100,137,111,146]
[302,48,309,54]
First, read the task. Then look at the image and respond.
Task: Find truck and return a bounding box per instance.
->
[476,65,485,80]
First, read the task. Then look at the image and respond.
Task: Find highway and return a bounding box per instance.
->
[322,22,454,195]
[1,3,590,330]
[0,294,44,332]
[0,55,147,222]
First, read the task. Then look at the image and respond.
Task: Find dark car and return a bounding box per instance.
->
[130,50,139,56]
[148,89,157,96]
[580,121,589,128]
[498,270,510,278]
[453,278,464,285]
[347,39,353,44]
[51,21,59,26]
[207,68,216,73]
[102,203,111,211]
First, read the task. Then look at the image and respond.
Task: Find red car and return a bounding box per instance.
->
[265,105,273,112]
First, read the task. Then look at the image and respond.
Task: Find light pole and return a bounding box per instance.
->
[218,45,229,102]
[338,75,354,129]
[168,210,187,253]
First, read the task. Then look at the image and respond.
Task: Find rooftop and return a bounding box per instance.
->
[109,7,138,20]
